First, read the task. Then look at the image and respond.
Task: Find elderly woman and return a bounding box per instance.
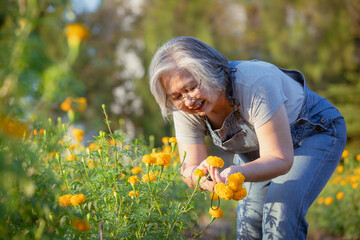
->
[148,36,346,240]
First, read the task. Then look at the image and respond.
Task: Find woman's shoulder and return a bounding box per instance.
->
[231,60,280,77]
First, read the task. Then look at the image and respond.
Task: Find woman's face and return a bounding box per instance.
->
[161,71,224,116]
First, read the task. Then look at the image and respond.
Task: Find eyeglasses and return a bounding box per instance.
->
[166,81,202,109]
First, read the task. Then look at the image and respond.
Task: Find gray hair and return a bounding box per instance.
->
[148,36,229,117]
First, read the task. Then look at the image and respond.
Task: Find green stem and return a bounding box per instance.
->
[162,152,187,194]
[193,217,215,238]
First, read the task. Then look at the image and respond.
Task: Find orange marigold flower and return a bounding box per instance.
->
[72,219,90,232]
[142,172,156,183]
[59,194,73,207]
[169,137,177,144]
[131,167,142,174]
[162,137,169,144]
[88,143,97,151]
[232,187,247,201]
[336,165,344,174]
[128,176,139,185]
[154,152,171,166]
[209,207,223,218]
[70,194,86,206]
[214,183,234,200]
[336,192,344,200]
[60,97,72,112]
[67,155,76,161]
[72,128,84,137]
[227,172,245,191]
[341,150,349,158]
[352,182,359,189]
[65,23,90,44]
[142,155,157,165]
[33,129,45,135]
[206,156,224,168]
[128,190,140,198]
[50,152,58,157]
[193,169,206,178]
[0,116,28,138]
[317,197,324,205]
[210,192,219,201]
[75,97,87,113]
[324,196,333,206]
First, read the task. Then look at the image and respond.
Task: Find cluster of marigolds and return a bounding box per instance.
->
[193,155,248,221]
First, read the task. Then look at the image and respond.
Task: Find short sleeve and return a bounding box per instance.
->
[247,75,287,128]
[173,111,206,144]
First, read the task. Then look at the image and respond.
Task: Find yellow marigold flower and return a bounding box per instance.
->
[214,183,234,200]
[142,172,156,183]
[336,165,344,174]
[210,192,219,201]
[352,182,359,189]
[193,169,206,178]
[70,194,86,206]
[154,152,171,166]
[88,160,98,168]
[60,97,72,112]
[72,128,84,138]
[169,137,177,144]
[317,197,324,205]
[232,187,247,201]
[131,167,142,174]
[324,196,333,206]
[125,145,131,150]
[336,192,344,200]
[65,23,90,44]
[69,144,76,150]
[120,173,126,179]
[356,154,360,162]
[162,137,169,144]
[206,156,224,168]
[72,219,90,232]
[142,155,157,165]
[128,190,140,198]
[209,207,223,218]
[354,168,360,175]
[227,172,245,191]
[59,194,73,207]
[340,180,346,186]
[128,176,139,185]
[67,155,77,161]
[341,150,349,158]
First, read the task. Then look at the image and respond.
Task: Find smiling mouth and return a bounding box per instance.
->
[193,100,204,111]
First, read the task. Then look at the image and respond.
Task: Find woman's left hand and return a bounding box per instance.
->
[215,165,241,184]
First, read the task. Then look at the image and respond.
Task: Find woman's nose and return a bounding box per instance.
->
[183,97,196,108]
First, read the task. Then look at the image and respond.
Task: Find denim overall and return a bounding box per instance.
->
[203,61,347,240]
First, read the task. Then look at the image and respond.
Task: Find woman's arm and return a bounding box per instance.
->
[178,141,217,191]
[215,104,294,183]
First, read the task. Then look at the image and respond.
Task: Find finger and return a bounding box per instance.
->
[214,168,224,183]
